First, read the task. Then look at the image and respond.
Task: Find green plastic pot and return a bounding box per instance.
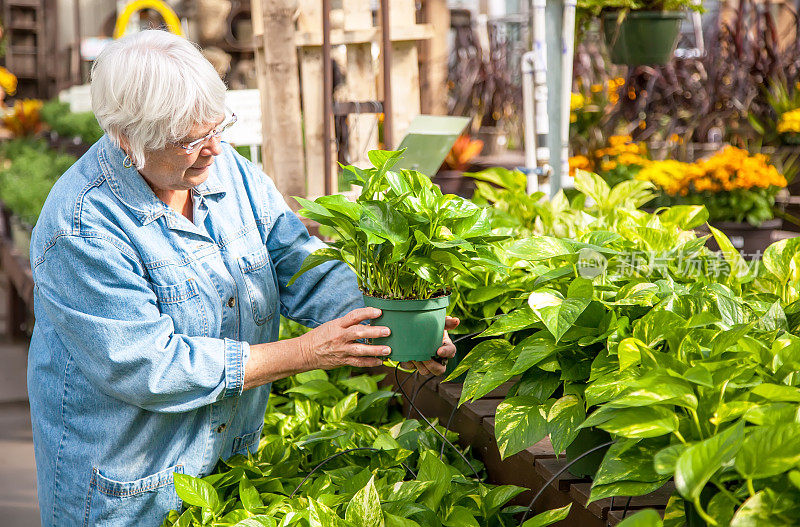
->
[363,294,450,362]
[602,11,684,66]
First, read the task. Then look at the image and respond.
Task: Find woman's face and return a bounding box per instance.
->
[137,119,224,194]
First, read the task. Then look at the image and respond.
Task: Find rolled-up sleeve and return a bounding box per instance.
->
[33,233,247,413]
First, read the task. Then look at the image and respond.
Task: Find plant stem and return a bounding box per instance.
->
[693,497,718,526]
[712,480,739,505]
[747,478,756,498]
[689,408,705,439]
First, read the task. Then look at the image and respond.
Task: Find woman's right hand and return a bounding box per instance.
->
[298,308,391,370]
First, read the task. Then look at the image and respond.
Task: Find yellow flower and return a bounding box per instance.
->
[3,98,43,136]
[778,108,800,133]
[0,67,17,96]
[637,146,786,196]
[601,160,618,171]
[608,135,633,147]
[570,93,585,111]
[569,155,592,177]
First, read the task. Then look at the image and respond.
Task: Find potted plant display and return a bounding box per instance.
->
[578,0,703,66]
[636,145,787,254]
[289,149,506,362]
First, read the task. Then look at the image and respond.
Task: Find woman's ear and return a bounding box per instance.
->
[118,135,130,152]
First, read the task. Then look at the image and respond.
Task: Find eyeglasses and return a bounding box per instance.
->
[175,110,238,154]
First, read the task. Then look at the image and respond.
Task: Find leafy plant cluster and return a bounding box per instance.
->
[0,138,76,224]
[448,168,800,524]
[161,367,570,527]
[39,99,104,145]
[290,149,506,300]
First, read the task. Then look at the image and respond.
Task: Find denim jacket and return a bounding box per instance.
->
[27,136,362,526]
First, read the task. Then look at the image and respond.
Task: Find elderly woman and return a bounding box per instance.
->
[28,30,456,526]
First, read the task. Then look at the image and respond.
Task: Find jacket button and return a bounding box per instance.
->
[227,297,236,308]
[216,423,226,433]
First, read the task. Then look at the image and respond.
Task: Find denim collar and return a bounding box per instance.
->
[97,135,226,226]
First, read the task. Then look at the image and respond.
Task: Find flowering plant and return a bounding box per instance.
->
[0,66,17,100]
[636,146,787,225]
[569,78,625,150]
[777,108,800,143]
[442,135,484,171]
[569,135,650,187]
[2,99,43,137]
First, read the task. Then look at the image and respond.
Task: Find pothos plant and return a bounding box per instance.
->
[161,367,572,527]
[448,169,800,524]
[446,171,737,462]
[579,237,800,526]
[288,149,507,300]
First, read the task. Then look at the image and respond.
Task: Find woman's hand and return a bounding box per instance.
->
[400,316,459,376]
[298,308,391,370]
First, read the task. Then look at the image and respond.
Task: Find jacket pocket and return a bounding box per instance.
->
[83,464,184,527]
[231,423,264,456]
[238,246,278,325]
[153,278,210,337]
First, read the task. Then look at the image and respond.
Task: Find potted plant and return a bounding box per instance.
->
[288,149,507,362]
[636,146,788,254]
[578,0,702,66]
[432,134,483,197]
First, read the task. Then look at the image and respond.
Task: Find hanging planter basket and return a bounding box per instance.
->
[602,11,684,66]
[362,294,450,362]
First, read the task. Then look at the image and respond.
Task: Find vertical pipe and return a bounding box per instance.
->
[560,0,576,189]
[73,0,81,84]
[532,0,550,195]
[521,52,538,193]
[380,0,393,149]
[323,0,334,195]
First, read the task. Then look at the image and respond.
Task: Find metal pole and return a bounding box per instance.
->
[525,0,552,195]
[560,0,576,189]
[323,0,334,195]
[73,0,81,85]
[380,0,393,149]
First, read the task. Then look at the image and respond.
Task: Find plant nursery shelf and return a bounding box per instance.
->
[0,204,34,336]
[376,366,672,526]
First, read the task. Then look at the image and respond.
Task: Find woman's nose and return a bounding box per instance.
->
[201,135,223,156]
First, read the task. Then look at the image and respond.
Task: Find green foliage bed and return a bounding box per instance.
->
[160,366,568,527]
[448,169,800,526]
[0,139,75,225]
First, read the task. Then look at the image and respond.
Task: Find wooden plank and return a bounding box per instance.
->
[388,39,421,147]
[419,0,449,115]
[298,46,327,199]
[535,458,592,492]
[344,43,379,169]
[252,0,306,206]
[295,25,434,47]
[436,381,514,402]
[609,483,674,511]
[342,0,378,169]
[570,483,613,520]
[460,398,500,425]
[343,0,371,32]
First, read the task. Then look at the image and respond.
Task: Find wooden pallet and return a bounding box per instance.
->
[376,367,672,526]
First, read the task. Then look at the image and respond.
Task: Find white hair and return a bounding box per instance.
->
[90,30,226,169]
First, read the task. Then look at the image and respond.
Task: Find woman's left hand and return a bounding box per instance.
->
[400,316,459,376]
